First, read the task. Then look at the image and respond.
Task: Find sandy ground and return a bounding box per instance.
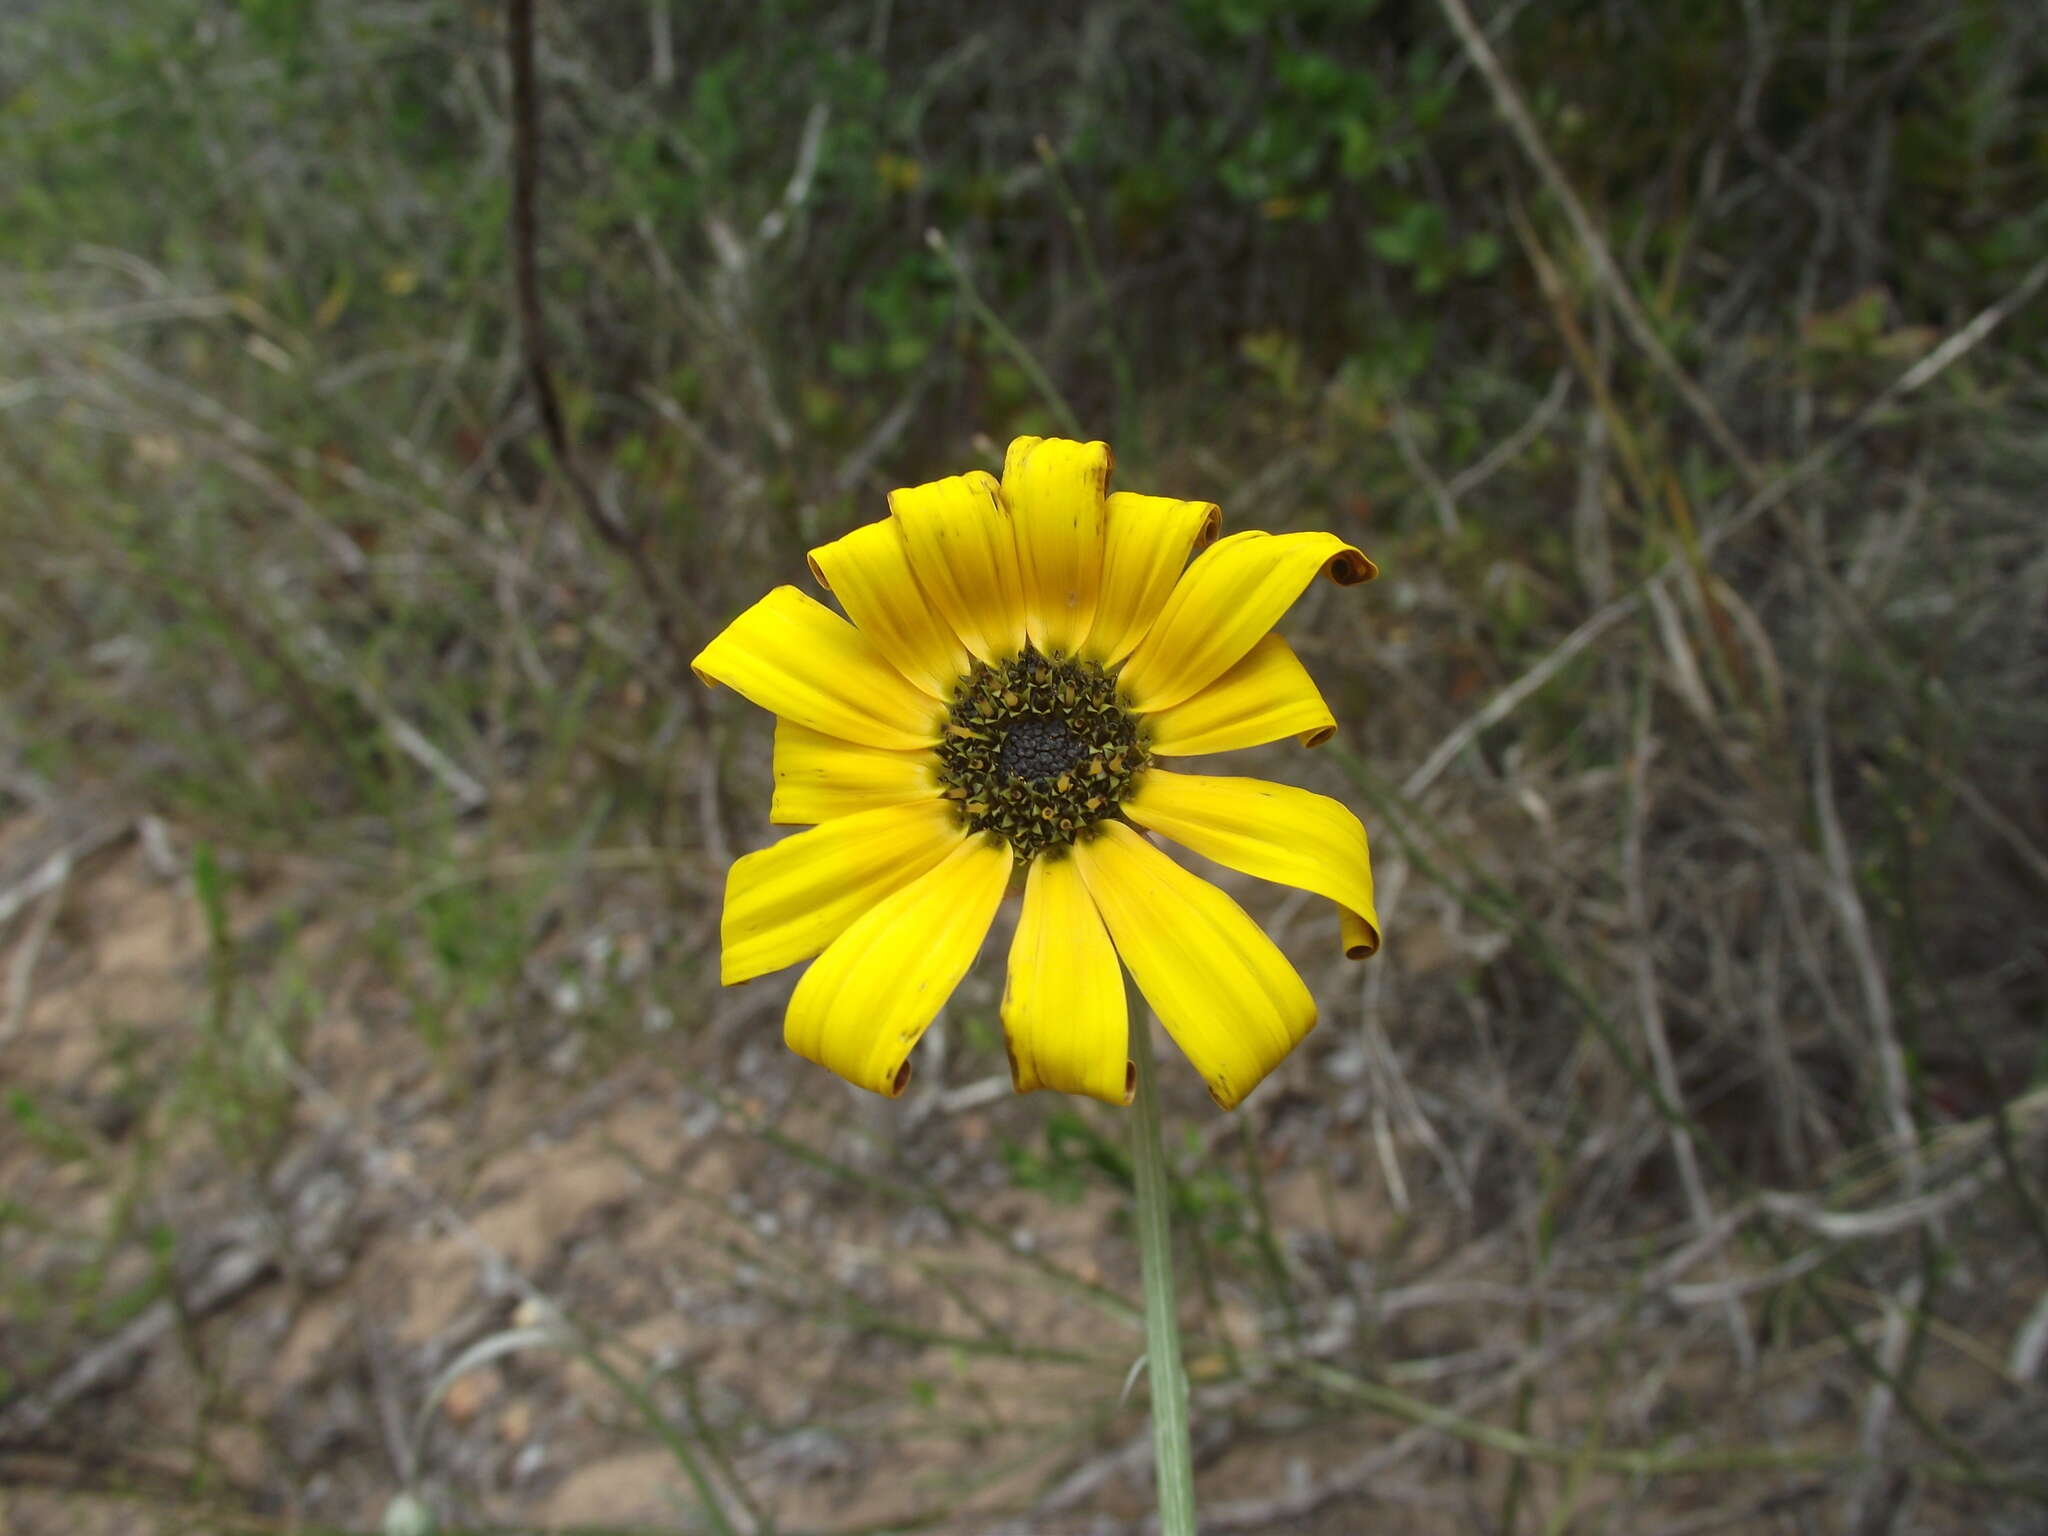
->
[0,797,1431,1534]
[1,796,2034,1535]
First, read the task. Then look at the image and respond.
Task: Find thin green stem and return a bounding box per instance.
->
[1034,134,1139,456]
[1129,1003,1197,1535]
[557,1320,742,1536]
[1237,1116,1302,1349]
[926,227,1086,439]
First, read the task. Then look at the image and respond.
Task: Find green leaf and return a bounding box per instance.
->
[1370,201,1446,266]
[1462,232,1503,276]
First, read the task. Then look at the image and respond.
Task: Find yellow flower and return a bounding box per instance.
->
[692,437,1380,1110]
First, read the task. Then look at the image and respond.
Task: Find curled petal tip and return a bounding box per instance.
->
[1329,547,1377,584]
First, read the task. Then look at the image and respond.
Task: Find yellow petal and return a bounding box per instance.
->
[692,585,942,750]
[1118,531,1376,713]
[1071,822,1315,1110]
[784,833,1012,1096]
[888,470,1028,665]
[1082,492,1221,666]
[1001,852,1131,1104]
[808,517,969,700]
[721,800,965,984]
[770,719,941,825]
[1003,435,1110,657]
[1124,770,1379,960]
[1142,633,1336,756]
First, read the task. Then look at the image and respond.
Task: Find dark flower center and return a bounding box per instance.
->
[935,648,1149,863]
[997,715,1085,782]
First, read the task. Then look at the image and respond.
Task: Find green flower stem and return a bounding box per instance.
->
[1128,1002,1198,1536]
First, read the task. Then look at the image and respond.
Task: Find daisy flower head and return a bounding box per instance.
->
[692,437,1380,1110]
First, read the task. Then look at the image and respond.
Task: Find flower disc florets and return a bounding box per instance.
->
[936,649,1149,862]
